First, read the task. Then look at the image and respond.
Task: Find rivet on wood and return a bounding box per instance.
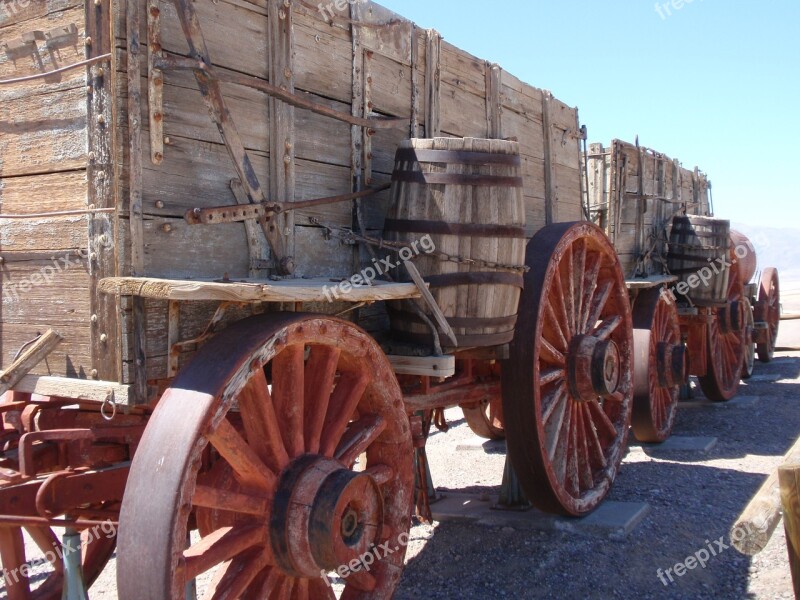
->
[90,369,99,379]
[88,152,96,162]
[85,37,92,47]
[90,252,98,261]
[100,333,108,343]
[0,256,5,265]
[161,223,173,233]
[150,6,160,16]
[283,68,292,79]
[153,112,163,123]
[99,234,109,245]
[97,171,105,180]
[96,67,104,78]
[154,151,164,161]
[155,200,165,209]
[88,204,96,210]
[164,137,172,145]
[94,0,101,5]
[97,115,105,125]
[87,85,93,95]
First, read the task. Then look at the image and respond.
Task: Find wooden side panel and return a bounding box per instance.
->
[585,138,714,277]
[0,2,110,378]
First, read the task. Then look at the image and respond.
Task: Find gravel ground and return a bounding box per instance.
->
[3,307,799,599]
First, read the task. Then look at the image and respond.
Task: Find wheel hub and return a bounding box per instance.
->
[270,456,383,578]
[656,342,687,388]
[567,335,622,402]
[718,300,743,335]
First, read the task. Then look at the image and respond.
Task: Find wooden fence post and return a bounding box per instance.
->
[779,463,800,599]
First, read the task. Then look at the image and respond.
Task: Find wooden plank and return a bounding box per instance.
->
[542,93,556,225]
[147,0,164,165]
[732,436,800,555]
[424,29,441,138]
[99,276,421,303]
[625,275,678,290]
[0,322,91,377]
[87,0,120,383]
[387,354,455,378]
[127,0,148,403]
[268,0,296,272]
[778,463,800,598]
[0,329,62,395]
[13,373,130,405]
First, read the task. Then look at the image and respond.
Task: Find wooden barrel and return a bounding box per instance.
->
[667,216,731,305]
[730,229,757,285]
[385,137,527,348]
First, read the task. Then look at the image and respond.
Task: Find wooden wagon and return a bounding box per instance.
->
[0,0,778,598]
[586,139,781,442]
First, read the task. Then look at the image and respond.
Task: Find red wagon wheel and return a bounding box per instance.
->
[462,363,505,440]
[741,298,755,379]
[756,267,780,363]
[631,288,685,443]
[117,314,413,600]
[698,249,746,402]
[502,222,633,516]
[462,397,504,440]
[0,520,116,600]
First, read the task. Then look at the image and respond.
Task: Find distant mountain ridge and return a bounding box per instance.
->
[731,223,800,285]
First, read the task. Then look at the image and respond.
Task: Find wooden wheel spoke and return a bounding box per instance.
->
[580,254,602,331]
[540,367,565,386]
[564,245,577,333]
[574,406,594,491]
[581,404,607,469]
[238,370,290,472]
[540,337,566,366]
[272,345,306,458]
[0,527,30,597]
[335,414,387,467]
[202,551,271,600]
[28,526,63,572]
[319,370,370,457]
[542,384,567,424]
[551,400,573,483]
[208,418,275,493]
[573,239,587,330]
[552,271,574,338]
[184,524,267,581]
[545,299,570,351]
[587,399,617,443]
[593,315,622,341]
[304,346,342,454]
[193,485,268,516]
[566,413,580,495]
[308,577,337,599]
[291,578,309,600]
[585,280,613,331]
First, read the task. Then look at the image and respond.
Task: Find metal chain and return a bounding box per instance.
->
[309,218,530,273]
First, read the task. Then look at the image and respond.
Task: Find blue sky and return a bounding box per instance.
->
[378,0,799,228]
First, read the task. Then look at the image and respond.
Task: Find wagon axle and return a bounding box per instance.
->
[567,335,622,402]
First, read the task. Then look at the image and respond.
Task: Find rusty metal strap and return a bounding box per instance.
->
[391,171,524,188]
[394,148,522,167]
[0,53,111,86]
[384,219,526,239]
[422,271,525,289]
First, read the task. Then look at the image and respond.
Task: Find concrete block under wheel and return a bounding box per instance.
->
[639,436,718,454]
[679,395,760,409]
[430,492,650,539]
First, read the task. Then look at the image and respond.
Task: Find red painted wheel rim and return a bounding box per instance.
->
[631,289,682,443]
[698,247,746,401]
[117,314,413,599]
[757,268,780,363]
[502,222,633,516]
[462,363,505,440]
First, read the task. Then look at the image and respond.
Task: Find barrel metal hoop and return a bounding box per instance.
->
[384,218,526,239]
[391,171,524,188]
[394,148,522,167]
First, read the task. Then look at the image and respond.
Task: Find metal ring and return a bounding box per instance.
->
[100,392,117,421]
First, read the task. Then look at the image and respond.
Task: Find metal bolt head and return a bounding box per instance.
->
[155,200,165,209]
[161,223,173,233]
[85,37,92,47]
[100,333,108,343]
[90,369,99,379]
[97,115,105,125]
[91,314,99,324]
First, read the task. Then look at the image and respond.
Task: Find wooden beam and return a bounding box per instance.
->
[99,277,421,304]
[424,30,441,138]
[387,355,455,378]
[88,0,120,383]
[732,436,800,555]
[779,463,800,599]
[13,375,130,406]
[0,330,62,396]
[148,0,164,165]
[128,0,148,405]
[403,260,458,347]
[542,93,557,225]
